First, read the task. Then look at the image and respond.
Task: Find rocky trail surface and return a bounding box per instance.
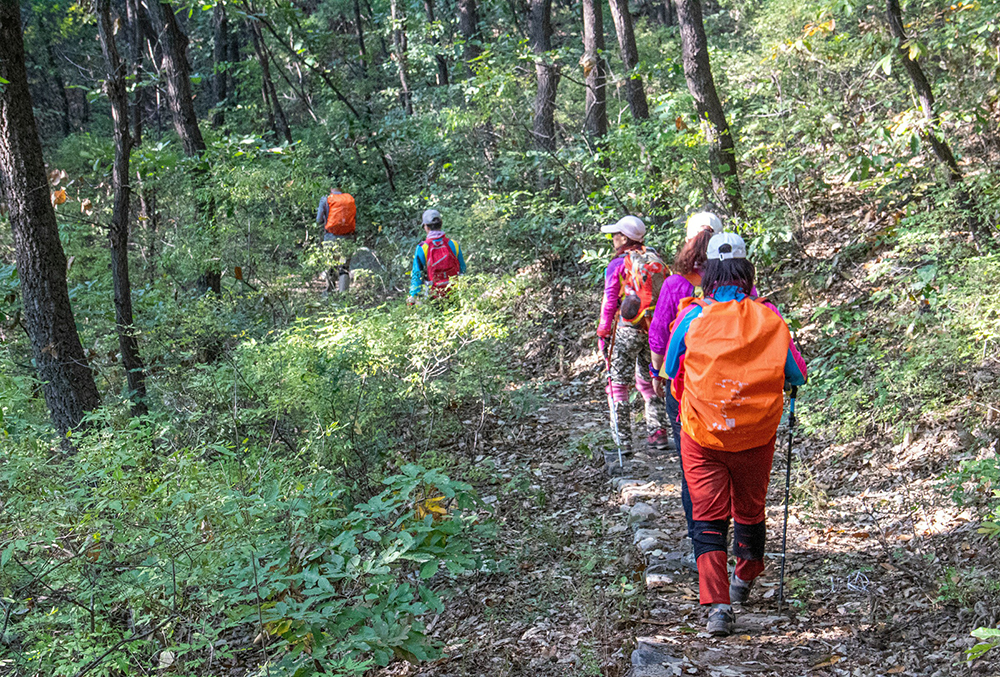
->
[378,355,999,677]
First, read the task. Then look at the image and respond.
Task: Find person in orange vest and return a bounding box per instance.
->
[315,184,357,294]
[662,232,806,637]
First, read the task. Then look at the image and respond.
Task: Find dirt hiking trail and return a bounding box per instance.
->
[376,353,998,677]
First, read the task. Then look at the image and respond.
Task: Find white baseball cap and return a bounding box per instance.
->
[685,212,724,240]
[600,215,646,241]
[422,209,443,225]
[706,232,747,261]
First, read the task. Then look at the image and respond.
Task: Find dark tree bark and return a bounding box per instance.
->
[675,0,744,217]
[423,0,449,85]
[0,2,101,435]
[97,0,148,416]
[456,0,481,73]
[212,2,229,127]
[885,0,984,236]
[608,0,649,121]
[125,0,148,146]
[126,0,161,272]
[529,0,559,151]
[145,0,206,156]
[145,0,220,295]
[353,0,367,60]
[390,0,414,114]
[228,17,242,68]
[363,0,391,61]
[582,0,608,138]
[885,0,961,183]
[248,19,293,143]
[41,18,72,137]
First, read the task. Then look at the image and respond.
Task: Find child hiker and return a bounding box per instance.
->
[596,216,669,470]
[661,232,807,637]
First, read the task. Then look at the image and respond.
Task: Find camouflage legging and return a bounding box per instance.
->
[607,323,666,453]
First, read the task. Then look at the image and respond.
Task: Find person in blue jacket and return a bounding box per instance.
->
[408,209,466,303]
[662,232,806,637]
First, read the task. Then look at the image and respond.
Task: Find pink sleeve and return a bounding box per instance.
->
[598,257,623,335]
[763,301,808,381]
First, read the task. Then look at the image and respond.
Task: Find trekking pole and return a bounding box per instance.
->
[778,386,798,614]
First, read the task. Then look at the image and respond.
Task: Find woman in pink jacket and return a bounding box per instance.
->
[597,216,669,465]
[647,212,723,548]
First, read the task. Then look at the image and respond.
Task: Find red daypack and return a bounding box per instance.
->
[424,235,461,296]
[620,247,668,331]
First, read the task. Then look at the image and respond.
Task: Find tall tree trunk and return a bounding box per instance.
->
[582,0,607,138]
[97,0,148,417]
[456,0,481,74]
[126,0,160,272]
[213,1,228,128]
[885,0,983,236]
[675,0,743,217]
[126,0,147,146]
[608,0,649,121]
[424,0,449,85]
[390,0,414,114]
[662,0,676,26]
[248,20,292,143]
[145,0,206,156]
[885,0,960,183]
[42,24,72,137]
[0,2,101,435]
[145,0,219,295]
[529,0,558,151]
[364,0,391,61]
[353,0,367,60]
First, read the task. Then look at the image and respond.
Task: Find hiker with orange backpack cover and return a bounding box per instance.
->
[316,184,358,294]
[661,232,806,637]
[596,216,669,468]
[647,212,724,551]
[407,209,466,304]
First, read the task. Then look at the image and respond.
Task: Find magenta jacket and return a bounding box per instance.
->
[648,273,699,355]
[597,255,627,337]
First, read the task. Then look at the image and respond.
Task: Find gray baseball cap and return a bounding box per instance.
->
[422,209,443,225]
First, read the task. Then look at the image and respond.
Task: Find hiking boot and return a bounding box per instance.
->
[707,606,735,637]
[647,429,672,451]
[729,573,754,605]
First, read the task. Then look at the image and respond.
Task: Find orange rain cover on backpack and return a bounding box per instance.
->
[680,297,791,452]
[326,193,357,235]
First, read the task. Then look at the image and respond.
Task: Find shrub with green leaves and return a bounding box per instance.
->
[1,414,484,676]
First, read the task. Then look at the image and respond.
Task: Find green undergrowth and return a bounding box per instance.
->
[0,276,541,675]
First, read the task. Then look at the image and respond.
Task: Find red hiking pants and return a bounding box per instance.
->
[680,431,776,605]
